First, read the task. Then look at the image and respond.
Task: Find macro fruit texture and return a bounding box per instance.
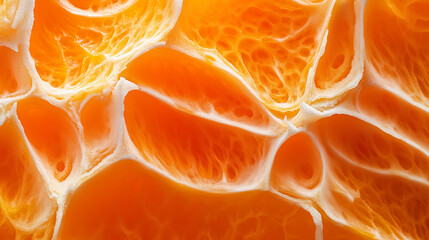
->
[0,0,428,239]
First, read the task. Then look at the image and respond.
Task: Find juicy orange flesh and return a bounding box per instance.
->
[270,132,323,197]
[80,93,116,171]
[0,46,30,98]
[314,0,354,90]
[121,47,278,133]
[0,119,57,239]
[0,0,428,239]
[29,0,177,95]
[59,159,316,240]
[17,97,82,181]
[365,0,429,106]
[124,90,272,186]
[168,0,333,115]
[310,114,429,239]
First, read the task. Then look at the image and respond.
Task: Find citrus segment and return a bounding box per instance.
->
[322,147,429,240]
[80,93,117,171]
[0,118,57,239]
[311,0,364,105]
[311,114,429,182]
[355,86,429,152]
[168,0,334,116]
[17,97,81,181]
[0,46,31,100]
[365,0,429,107]
[314,0,354,90]
[124,90,275,188]
[29,0,180,97]
[310,114,429,239]
[269,132,323,198]
[121,47,281,134]
[59,159,316,239]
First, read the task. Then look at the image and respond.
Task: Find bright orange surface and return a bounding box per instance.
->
[0,0,428,239]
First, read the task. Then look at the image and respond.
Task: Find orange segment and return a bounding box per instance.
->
[314,0,354,89]
[124,90,275,188]
[311,0,364,104]
[80,93,117,171]
[269,132,323,198]
[311,114,429,182]
[168,0,334,116]
[29,0,180,97]
[59,159,317,239]
[365,0,429,107]
[310,114,429,239]
[0,118,57,239]
[17,97,82,181]
[121,47,282,134]
[355,86,429,152]
[0,46,31,99]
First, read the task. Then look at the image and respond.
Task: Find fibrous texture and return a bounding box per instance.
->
[0,0,428,239]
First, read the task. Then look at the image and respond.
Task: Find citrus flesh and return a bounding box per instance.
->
[0,0,428,239]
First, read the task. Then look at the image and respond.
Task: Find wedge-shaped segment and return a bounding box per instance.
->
[311,114,429,183]
[355,86,429,153]
[121,47,282,134]
[124,90,276,188]
[270,132,323,198]
[314,0,354,90]
[0,118,57,239]
[365,0,429,107]
[59,159,317,239]
[0,46,31,100]
[168,0,334,116]
[29,0,180,96]
[310,114,429,239]
[311,0,364,104]
[80,93,118,171]
[17,97,81,182]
